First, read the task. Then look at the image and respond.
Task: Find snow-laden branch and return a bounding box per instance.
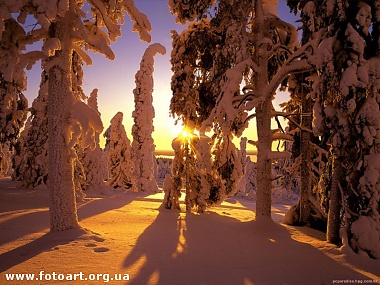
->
[72,42,93,65]
[265,59,313,101]
[263,34,321,101]
[124,0,152,43]
[68,101,104,151]
[202,58,253,133]
[19,51,45,71]
[75,21,115,60]
[87,0,122,41]
[265,13,298,50]
[272,132,294,142]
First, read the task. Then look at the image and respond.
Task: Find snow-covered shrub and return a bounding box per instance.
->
[195,131,214,212]
[106,112,136,191]
[156,157,173,182]
[0,142,13,177]
[210,133,243,203]
[162,174,181,210]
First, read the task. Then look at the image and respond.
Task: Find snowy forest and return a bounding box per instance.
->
[1,0,380,281]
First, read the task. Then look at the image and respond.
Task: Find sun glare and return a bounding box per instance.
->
[180,129,192,139]
[170,123,194,140]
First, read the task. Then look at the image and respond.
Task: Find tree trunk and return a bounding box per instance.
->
[299,94,312,225]
[255,100,273,219]
[48,10,79,231]
[184,141,191,212]
[254,0,272,220]
[327,156,342,245]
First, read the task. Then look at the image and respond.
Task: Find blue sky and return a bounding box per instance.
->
[23,1,299,151]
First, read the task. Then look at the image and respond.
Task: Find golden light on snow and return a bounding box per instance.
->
[128,254,147,276]
[147,270,160,285]
[172,213,187,259]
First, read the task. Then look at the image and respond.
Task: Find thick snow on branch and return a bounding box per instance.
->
[203,59,252,135]
[263,0,278,15]
[272,131,294,142]
[69,100,103,150]
[351,215,380,259]
[0,18,31,87]
[271,60,312,99]
[124,0,152,43]
[88,0,122,41]
[355,2,372,36]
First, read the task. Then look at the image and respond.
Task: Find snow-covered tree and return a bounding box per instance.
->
[0,74,28,149]
[169,0,317,220]
[12,71,49,187]
[0,0,151,231]
[179,128,199,211]
[162,125,200,211]
[194,130,214,212]
[210,132,243,203]
[131,43,166,192]
[162,173,180,210]
[156,157,172,181]
[0,141,13,177]
[237,137,248,197]
[310,0,380,257]
[107,112,136,191]
[0,18,29,166]
[169,1,251,212]
[80,89,106,191]
[245,158,257,198]
[281,0,331,229]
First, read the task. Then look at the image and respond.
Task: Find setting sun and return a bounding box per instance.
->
[179,129,193,139]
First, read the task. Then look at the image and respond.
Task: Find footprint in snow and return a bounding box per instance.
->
[93,247,110,253]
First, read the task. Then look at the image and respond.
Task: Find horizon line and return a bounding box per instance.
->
[154,149,258,156]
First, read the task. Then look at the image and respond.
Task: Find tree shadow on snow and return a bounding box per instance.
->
[122,208,369,285]
[0,191,146,272]
[0,228,90,272]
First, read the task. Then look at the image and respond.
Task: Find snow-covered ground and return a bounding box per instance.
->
[0,177,379,285]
